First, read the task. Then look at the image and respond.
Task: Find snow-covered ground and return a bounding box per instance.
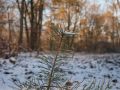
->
[0,53,120,90]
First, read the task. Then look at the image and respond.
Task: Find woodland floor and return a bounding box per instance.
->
[0,52,120,90]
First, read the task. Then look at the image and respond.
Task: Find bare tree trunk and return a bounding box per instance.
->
[8,12,12,55]
[17,0,24,47]
[30,0,35,50]
[37,0,44,52]
[24,15,29,48]
[16,0,24,52]
[24,0,30,49]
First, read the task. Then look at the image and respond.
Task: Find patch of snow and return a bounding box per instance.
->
[63,31,78,37]
[0,53,120,90]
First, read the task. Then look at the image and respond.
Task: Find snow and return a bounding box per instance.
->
[0,53,120,90]
[59,29,78,36]
[63,31,77,35]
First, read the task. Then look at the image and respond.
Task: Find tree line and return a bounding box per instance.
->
[0,0,120,53]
